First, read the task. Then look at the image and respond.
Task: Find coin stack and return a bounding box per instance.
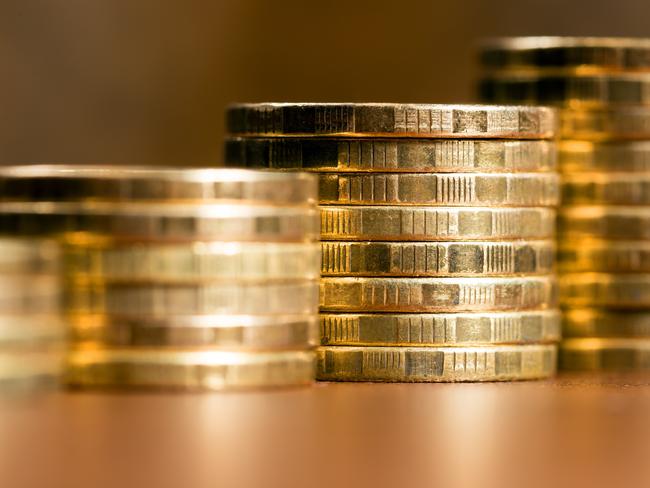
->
[0,166,320,390]
[225,103,561,382]
[479,37,650,371]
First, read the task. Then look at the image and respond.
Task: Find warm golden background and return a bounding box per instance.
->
[2,0,648,165]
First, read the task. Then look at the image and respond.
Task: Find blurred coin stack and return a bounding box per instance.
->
[0,166,320,390]
[226,103,560,382]
[480,37,650,371]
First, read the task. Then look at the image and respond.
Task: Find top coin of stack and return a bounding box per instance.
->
[226,103,560,382]
[478,37,650,371]
[0,166,320,390]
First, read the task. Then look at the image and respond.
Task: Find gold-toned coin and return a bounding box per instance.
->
[64,242,320,281]
[65,280,318,316]
[0,202,319,243]
[563,309,650,338]
[560,106,650,140]
[479,36,650,73]
[0,166,317,205]
[65,348,315,390]
[559,140,650,173]
[480,73,650,107]
[226,103,557,139]
[0,275,60,313]
[561,273,650,308]
[561,338,650,370]
[321,206,556,241]
[0,315,66,346]
[0,238,59,274]
[319,173,559,206]
[321,240,555,277]
[319,310,561,346]
[559,206,650,240]
[225,137,557,173]
[69,313,317,349]
[319,276,557,312]
[562,173,650,205]
[559,241,650,273]
[316,344,557,382]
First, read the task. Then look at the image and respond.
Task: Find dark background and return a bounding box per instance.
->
[1,0,648,165]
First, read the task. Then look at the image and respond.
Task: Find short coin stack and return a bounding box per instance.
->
[0,166,320,390]
[479,37,650,371]
[226,103,561,382]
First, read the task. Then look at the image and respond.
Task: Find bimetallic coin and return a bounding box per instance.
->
[318,173,559,206]
[317,344,557,382]
[559,241,650,273]
[64,242,320,281]
[0,238,59,274]
[561,338,650,371]
[65,280,319,316]
[0,202,319,243]
[561,273,650,308]
[563,173,650,205]
[559,206,650,240]
[321,206,556,241]
[319,276,557,312]
[561,107,650,140]
[69,313,317,349]
[226,103,557,139]
[321,240,555,277]
[65,348,315,390]
[560,140,650,173]
[0,315,66,346]
[480,73,650,107]
[320,310,561,346]
[564,309,650,338]
[225,137,557,173]
[480,37,650,73]
[0,166,317,205]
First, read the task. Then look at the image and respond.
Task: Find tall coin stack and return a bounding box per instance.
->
[0,166,320,390]
[226,103,560,381]
[480,37,650,371]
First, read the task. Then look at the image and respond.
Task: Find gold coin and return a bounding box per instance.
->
[319,276,557,312]
[69,313,317,349]
[321,206,556,241]
[559,206,650,240]
[561,338,650,371]
[559,140,650,173]
[226,103,557,139]
[562,173,650,205]
[560,106,650,140]
[320,310,561,346]
[0,238,59,274]
[0,166,317,205]
[0,202,319,243]
[563,309,650,338]
[479,36,650,73]
[561,273,650,308]
[319,173,559,206]
[0,275,60,313]
[321,240,555,277]
[480,73,650,107]
[225,137,557,173]
[559,241,650,273]
[0,315,66,346]
[316,344,557,382]
[65,348,315,390]
[65,280,319,316]
[64,241,320,281]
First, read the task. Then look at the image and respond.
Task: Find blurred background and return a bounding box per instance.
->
[1,0,649,165]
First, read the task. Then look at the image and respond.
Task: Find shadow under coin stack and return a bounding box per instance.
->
[479,37,650,372]
[226,103,560,382]
[0,166,320,390]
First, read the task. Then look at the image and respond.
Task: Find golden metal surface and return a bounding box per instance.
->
[226,103,557,139]
[321,240,555,277]
[559,140,650,172]
[562,173,650,205]
[0,238,59,274]
[559,206,650,240]
[559,241,650,273]
[319,310,561,346]
[316,344,557,382]
[0,275,60,314]
[560,107,650,140]
[561,273,650,308]
[561,338,650,370]
[0,350,63,381]
[563,309,650,338]
[0,315,66,346]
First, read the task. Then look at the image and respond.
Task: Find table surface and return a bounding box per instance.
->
[1,374,649,488]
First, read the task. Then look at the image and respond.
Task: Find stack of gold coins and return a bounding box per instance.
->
[225,103,561,382]
[0,166,320,390]
[479,37,650,371]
